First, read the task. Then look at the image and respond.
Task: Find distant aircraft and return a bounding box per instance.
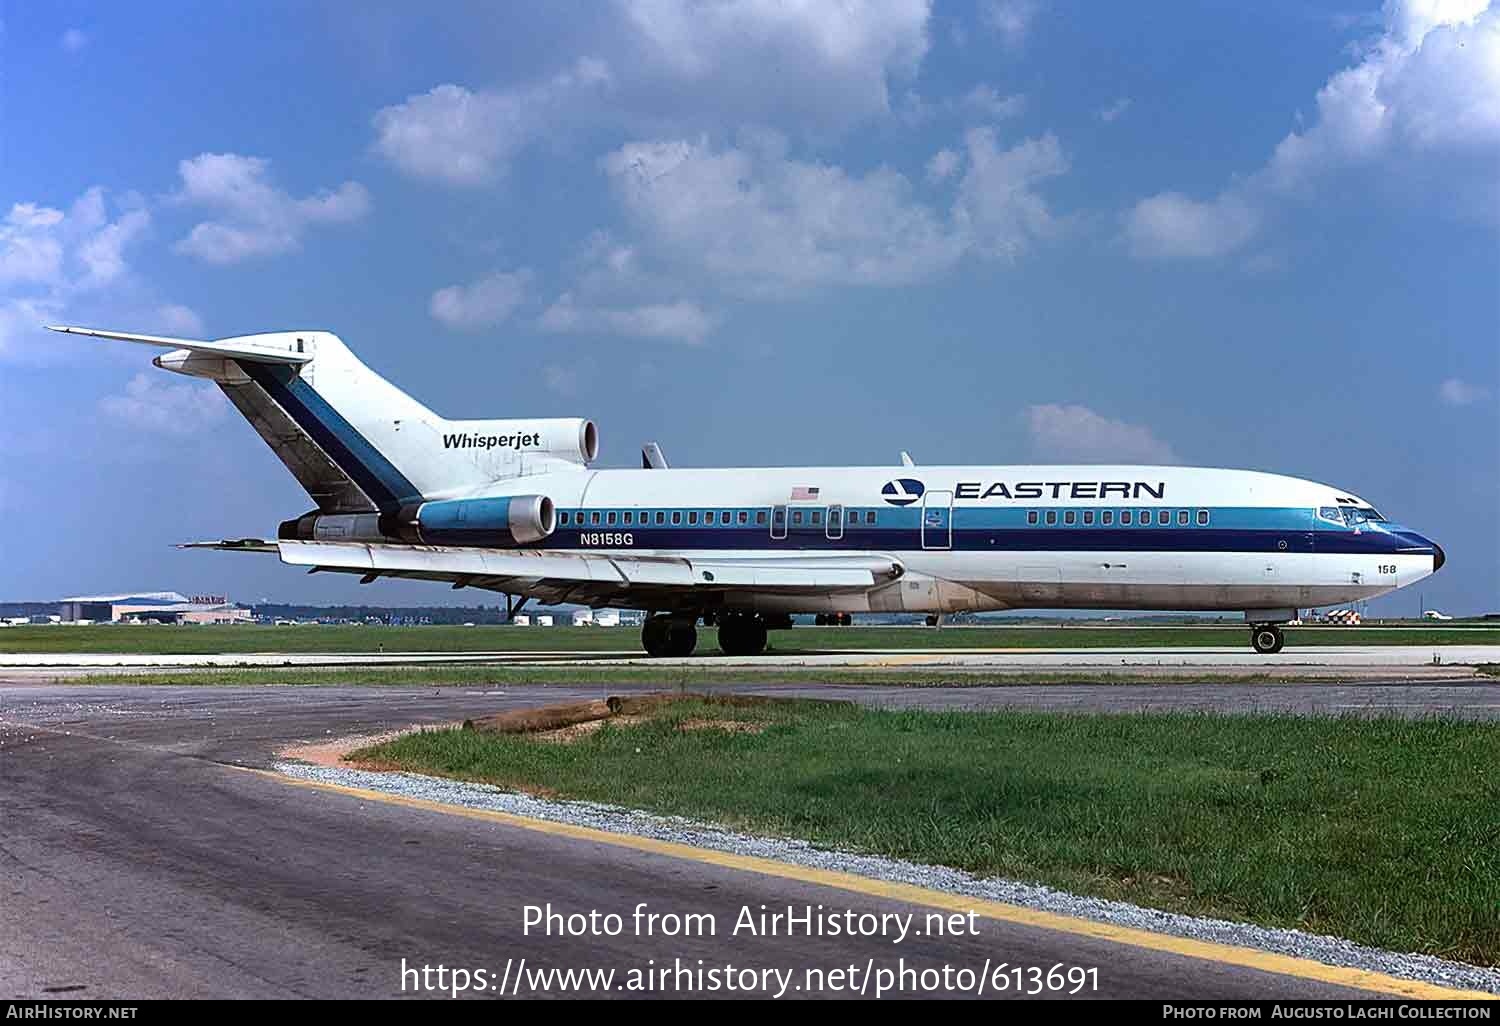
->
[55,325,1446,656]
[1423,609,1454,620]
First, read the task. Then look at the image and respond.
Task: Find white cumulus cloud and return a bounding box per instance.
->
[172,154,370,264]
[961,84,1026,120]
[952,128,1070,259]
[0,188,169,360]
[617,0,931,130]
[540,294,715,343]
[926,148,961,182]
[1123,191,1262,260]
[982,0,1041,47]
[372,60,612,186]
[99,372,228,436]
[603,136,966,296]
[1126,0,1500,260]
[429,269,533,329]
[1439,377,1493,405]
[1024,403,1177,464]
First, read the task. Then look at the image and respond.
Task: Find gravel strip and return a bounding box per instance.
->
[276,760,1499,995]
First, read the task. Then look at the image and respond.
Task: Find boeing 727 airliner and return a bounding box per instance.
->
[54,325,1446,656]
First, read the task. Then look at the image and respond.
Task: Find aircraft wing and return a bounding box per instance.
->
[47,325,311,365]
[184,539,903,607]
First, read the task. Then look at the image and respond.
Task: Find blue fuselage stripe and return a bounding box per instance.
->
[553,506,1430,556]
[240,362,421,511]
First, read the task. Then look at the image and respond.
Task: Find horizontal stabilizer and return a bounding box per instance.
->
[47,325,311,365]
[177,539,278,552]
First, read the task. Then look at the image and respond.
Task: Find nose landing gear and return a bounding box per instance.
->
[1250,624,1285,654]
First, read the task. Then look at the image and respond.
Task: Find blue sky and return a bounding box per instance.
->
[1,0,1495,613]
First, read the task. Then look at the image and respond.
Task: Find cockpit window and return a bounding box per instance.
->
[1341,506,1386,526]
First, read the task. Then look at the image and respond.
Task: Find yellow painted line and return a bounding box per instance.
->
[240,765,1494,1001]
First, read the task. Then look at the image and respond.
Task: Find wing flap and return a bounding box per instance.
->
[269,541,900,592]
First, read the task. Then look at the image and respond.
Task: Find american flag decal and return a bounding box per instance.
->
[791,486,820,500]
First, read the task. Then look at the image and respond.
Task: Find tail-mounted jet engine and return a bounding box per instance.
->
[279,495,556,547]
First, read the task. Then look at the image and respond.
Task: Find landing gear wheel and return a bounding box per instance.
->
[1250,625,1285,654]
[666,621,698,657]
[642,616,699,657]
[718,614,768,656]
[642,616,671,657]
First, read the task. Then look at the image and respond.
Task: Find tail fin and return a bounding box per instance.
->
[56,326,598,512]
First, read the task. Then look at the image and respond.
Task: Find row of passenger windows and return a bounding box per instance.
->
[1027,508,1211,527]
[557,508,882,527]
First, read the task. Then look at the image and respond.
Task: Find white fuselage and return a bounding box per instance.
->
[457,464,1442,616]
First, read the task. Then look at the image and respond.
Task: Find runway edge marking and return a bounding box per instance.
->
[241,766,1495,1000]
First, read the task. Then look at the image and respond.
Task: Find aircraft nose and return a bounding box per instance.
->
[1433,543,1445,572]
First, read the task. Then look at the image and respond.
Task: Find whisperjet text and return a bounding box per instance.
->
[443,431,542,450]
[954,480,1166,500]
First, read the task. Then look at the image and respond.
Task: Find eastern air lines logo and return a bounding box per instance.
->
[881,478,925,506]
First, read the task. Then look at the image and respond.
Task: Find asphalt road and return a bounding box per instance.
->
[3,642,1496,668]
[2,680,1494,1000]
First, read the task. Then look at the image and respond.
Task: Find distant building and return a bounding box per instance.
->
[59,592,252,625]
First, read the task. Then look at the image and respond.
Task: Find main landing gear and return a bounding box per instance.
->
[640,612,771,657]
[717,612,768,657]
[641,615,697,657]
[1250,624,1286,654]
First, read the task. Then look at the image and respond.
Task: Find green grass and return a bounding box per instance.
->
[355,700,1500,965]
[2,622,1494,655]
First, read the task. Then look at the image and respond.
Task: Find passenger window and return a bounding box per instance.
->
[811,510,822,525]
[829,508,841,525]
[656,511,665,525]
[1121,510,1132,525]
[865,511,876,524]
[1027,510,1038,525]
[671,511,682,525]
[607,511,617,525]
[1045,511,1057,525]
[559,512,570,526]
[689,511,698,525]
[1197,510,1209,526]
[1177,510,1189,526]
[1102,510,1113,525]
[1158,510,1170,525]
[624,511,633,525]
[1083,510,1095,525]
[591,511,601,525]
[738,511,748,525]
[1064,510,1076,525]
[757,510,768,525]
[1140,510,1150,525]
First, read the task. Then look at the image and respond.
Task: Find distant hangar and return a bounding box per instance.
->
[59,592,252,625]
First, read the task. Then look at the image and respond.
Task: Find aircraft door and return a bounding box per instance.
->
[826,504,844,540]
[921,491,953,550]
[770,505,787,540]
